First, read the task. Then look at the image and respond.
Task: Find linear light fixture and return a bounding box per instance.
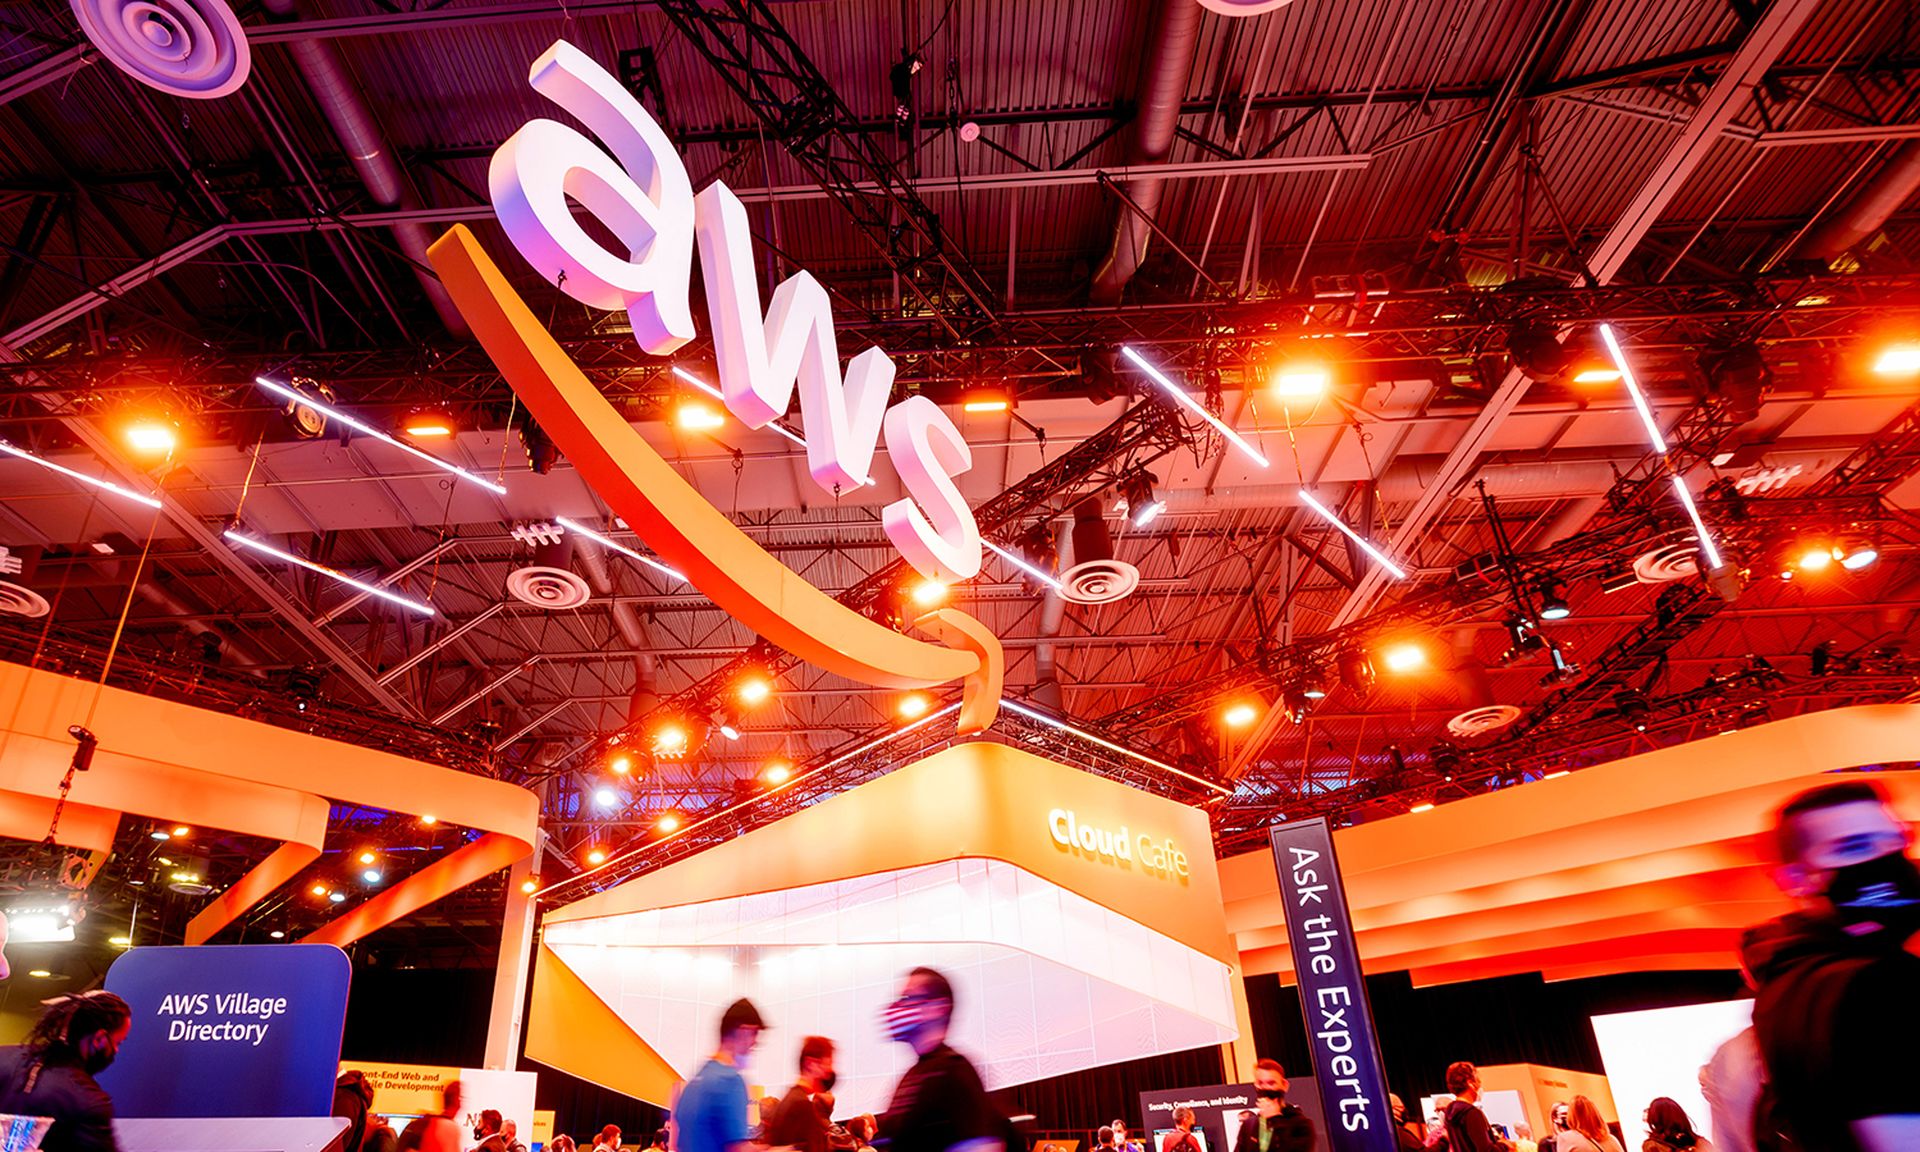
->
[1668,475,1725,571]
[224,530,435,616]
[253,377,509,495]
[0,440,163,509]
[1595,324,1669,454]
[998,698,1232,796]
[670,367,882,487]
[983,539,1064,591]
[1298,491,1408,579]
[554,516,686,582]
[1119,346,1270,467]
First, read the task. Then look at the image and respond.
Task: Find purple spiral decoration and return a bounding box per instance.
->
[70,0,250,99]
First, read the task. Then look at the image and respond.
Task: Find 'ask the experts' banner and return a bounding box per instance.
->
[100,943,351,1117]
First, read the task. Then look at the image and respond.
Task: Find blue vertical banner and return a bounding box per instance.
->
[1267,818,1395,1152]
[100,943,352,1117]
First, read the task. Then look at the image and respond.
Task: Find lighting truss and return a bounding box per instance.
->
[224,530,436,616]
[1119,345,1270,466]
[1596,324,1669,453]
[0,440,162,509]
[253,377,509,495]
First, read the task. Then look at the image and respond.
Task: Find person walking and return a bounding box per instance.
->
[874,967,1005,1152]
[0,990,132,1152]
[766,1036,838,1152]
[675,999,769,1152]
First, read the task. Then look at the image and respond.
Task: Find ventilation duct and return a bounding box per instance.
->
[1031,516,1069,712]
[572,533,659,719]
[1060,497,1140,605]
[507,533,591,610]
[258,0,469,338]
[1796,140,1920,265]
[1088,0,1204,304]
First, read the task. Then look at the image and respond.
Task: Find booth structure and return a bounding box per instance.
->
[528,741,1250,1115]
[1218,703,1920,987]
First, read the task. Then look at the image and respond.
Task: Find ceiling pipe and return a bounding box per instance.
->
[1795,139,1920,264]
[1031,515,1071,712]
[257,0,469,338]
[136,579,265,669]
[573,536,659,720]
[1089,0,1204,304]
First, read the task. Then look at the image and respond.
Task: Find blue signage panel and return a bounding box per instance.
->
[100,943,351,1117]
[1267,818,1395,1152]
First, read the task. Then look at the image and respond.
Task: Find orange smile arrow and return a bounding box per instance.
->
[428,225,1002,732]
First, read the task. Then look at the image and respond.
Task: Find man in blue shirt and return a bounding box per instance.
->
[676,999,767,1152]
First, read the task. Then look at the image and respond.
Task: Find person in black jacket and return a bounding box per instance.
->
[1229,1060,1314,1152]
[0,989,132,1152]
[336,1070,377,1152]
[1442,1064,1505,1152]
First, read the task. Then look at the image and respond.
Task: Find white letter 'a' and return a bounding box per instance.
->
[883,396,982,581]
[489,40,695,355]
[694,181,892,493]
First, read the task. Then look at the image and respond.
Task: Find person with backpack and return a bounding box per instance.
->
[1745,780,1920,1152]
[1441,1063,1507,1152]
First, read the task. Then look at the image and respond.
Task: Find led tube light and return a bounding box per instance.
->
[0,440,163,509]
[983,539,1064,591]
[555,516,687,582]
[1298,491,1408,580]
[1119,346,1270,467]
[671,367,875,486]
[224,530,435,616]
[1596,324,1669,454]
[1668,475,1724,571]
[254,377,509,495]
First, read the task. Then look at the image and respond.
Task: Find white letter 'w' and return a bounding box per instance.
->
[694,183,892,494]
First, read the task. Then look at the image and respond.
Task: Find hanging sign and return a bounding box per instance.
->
[99,943,351,1117]
[1266,819,1395,1152]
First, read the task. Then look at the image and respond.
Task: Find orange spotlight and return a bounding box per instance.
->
[1872,342,1920,377]
[419,814,438,826]
[1271,364,1329,400]
[357,851,376,865]
[171,826,190,837]
[656,813,682,834]
[1570,366,1622,385]
[125,419,179,458]
[909,579,948,607]
[609,751,634,775]
[763,761,793,785]
[1409,801,1436,814]
[1797,545,1835,573]
[520,878,539,895]
[737,675,773,706]
[400,407,456,438]
[310,884,327,897]
[654,723,689,755]
[676,400,726,431]
[1223,701,1260,728]
[961,388,1011,413]
[586,848,607,866]
[898,693,931,719]
[1381,642,1427,673]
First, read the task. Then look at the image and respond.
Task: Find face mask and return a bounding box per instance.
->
[883,997,932,1043]
[1257,1090,1285,1102]
[81,1037,116,1077]
[1824,849,1920,940]
[819,1071,838,1092]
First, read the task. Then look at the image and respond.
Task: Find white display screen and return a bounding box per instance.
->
[1590,999,1754,1149]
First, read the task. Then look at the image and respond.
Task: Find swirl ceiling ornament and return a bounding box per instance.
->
[69,0,250,99]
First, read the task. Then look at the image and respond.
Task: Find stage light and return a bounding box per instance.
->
[1840,539,1878,570]
[1299,491,1407,579]
[400,406,457,439]
[737,674,774,705]
[1408,802,1435,814]
[961,389,1011,413]
[125,419,179,458]
[1872,343,1920,377]
[328,891,346,904]
[1796,545,1833,572]
[5,912,74,944]
[586,848,607,865]
[1280,688,1312,724]
[357,851,376,865]
[1537,575,1571,620]
[420,814,438,826]
[253,377,508,495]
[898,693,931,719]
[150,830,171,841]
[157,857,174,867]
[0,439,164,509]
[109,935,132,947]
[676,399,727,431]
[656,813,681,834]
[27,970,52,979]
[1120,346,1270,467]
[671,366,824,457]
[1381,642,1427,673]
[1570,366,1622,385]
[1300,671,1329,701]
[909,579,948,607]
[1118,471,1166,528]
[653,723,688,756]
[362,870,382,884]
[763,762,792,785]
[1704,344,1771,424]
[269,930,286,939]
[1507,320,1573,383]
[593,786,619,808]
[1596,324,1669,454]
[173,825,190,837]
[1271,364,1329,400]
[555,517,686,583]
[225,530,436,617]
[1223,701,1259,728]
[1338,649,1376,694]
[311,885,327,897]
[718,724,741,741]
[521,878,539,894]
[609,751,634,775]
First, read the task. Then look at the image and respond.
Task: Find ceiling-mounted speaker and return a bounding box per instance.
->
[1060,497,1140,605]
[0,581,50,618]
[506,533,591,610]
[1446,704,1523,739]
[70,0,250,98]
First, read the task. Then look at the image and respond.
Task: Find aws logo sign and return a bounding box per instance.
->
[430,41,1002,731]
[1049,809,1190,881]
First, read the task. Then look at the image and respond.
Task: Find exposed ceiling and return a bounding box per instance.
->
[5,0,1920,958]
